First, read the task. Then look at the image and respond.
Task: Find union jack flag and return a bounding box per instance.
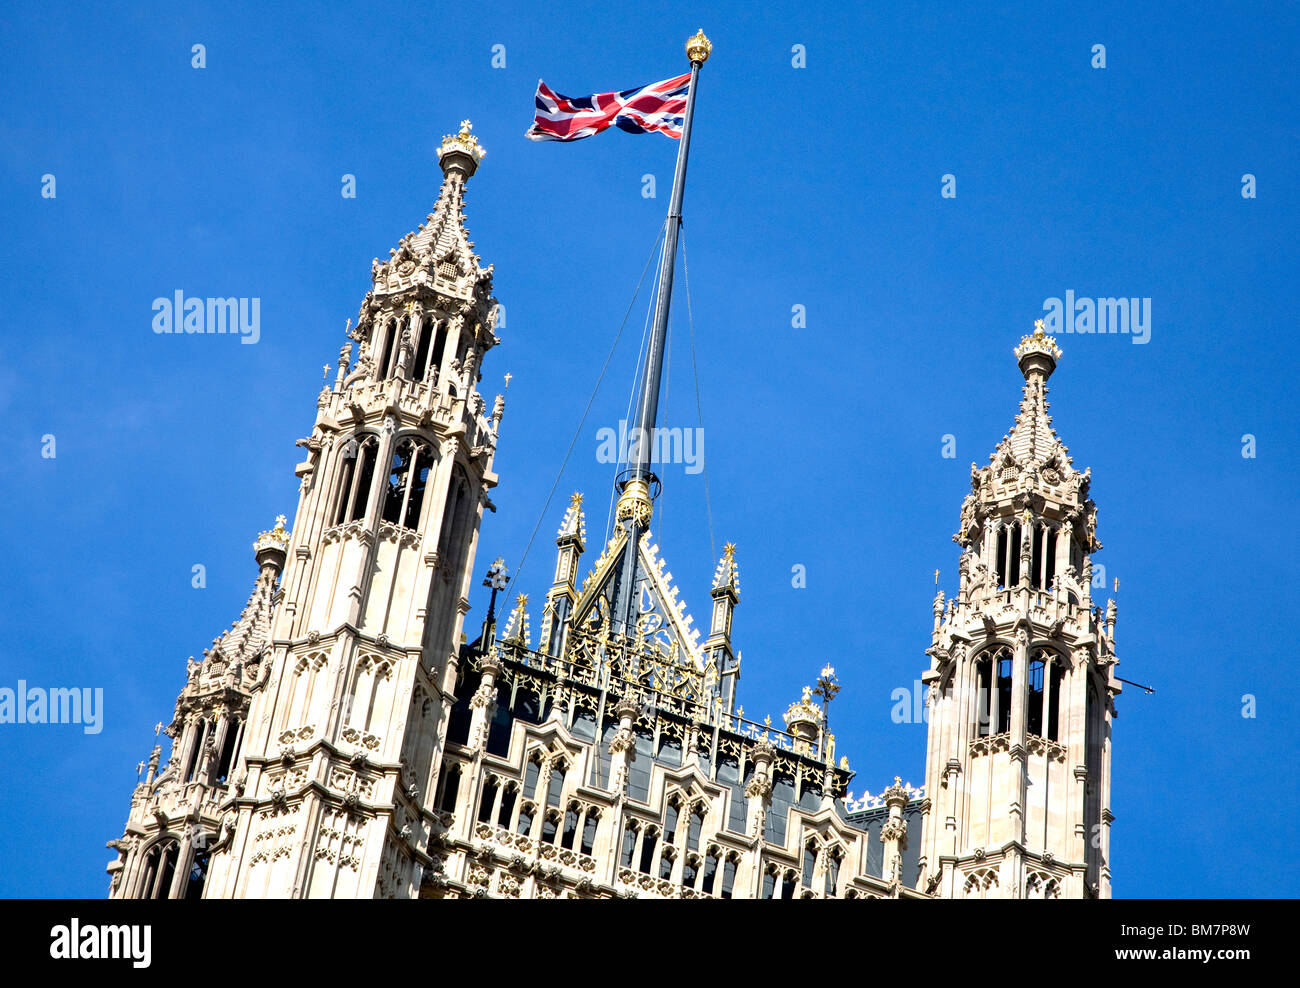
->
[526,73,691,142]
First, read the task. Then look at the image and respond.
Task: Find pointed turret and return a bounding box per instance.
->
[541,493,586,655]
[192,125,505,900]
[919,323,1122,900]
[107,518,285,898]
[705,542,741,712]
[501,594,532,649]
[349,120,498,392]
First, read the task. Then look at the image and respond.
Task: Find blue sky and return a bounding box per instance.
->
[1,2,1297,898]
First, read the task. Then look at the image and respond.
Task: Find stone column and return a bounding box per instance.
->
[606,692,641,797]
[1008,625,1030,845]
[466,654,500,752]
[880,777,910,887]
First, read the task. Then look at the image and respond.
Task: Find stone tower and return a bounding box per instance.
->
[196,121,505,898]
[918,323,1121,899]
[106,519,287,898]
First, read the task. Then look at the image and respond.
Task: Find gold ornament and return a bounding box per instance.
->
[685,29,712,64]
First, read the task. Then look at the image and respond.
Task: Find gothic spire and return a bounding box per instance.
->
[995,319,1071,472]
[368,120,494,309]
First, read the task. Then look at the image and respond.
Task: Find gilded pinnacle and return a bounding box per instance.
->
[438,119,485,167]
[1014,319,1063,363]
[686,29,712,64]
[253,514,290,553]
[1014,317,1063,381]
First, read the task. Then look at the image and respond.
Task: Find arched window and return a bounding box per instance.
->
[682,856,698,888]
[658,846,675,880]
[541,811,560,845]
[436,762,461,814]
[139,845,160,898]
[687,806,705,852]
[335,436,379,525]
[499,785,518,829]
[185,848,210,899]
[350,656,393,733]
[720,853,738,899]
[436,468,475,577]
[515,799,533,836]
[701,849,719,894]
[1028,649,1065,740]
[620,823,638,867]
[638,827,659,874]
[995,522,1022,587]
[381,437,433,529]
[974,646,1013,737]
[215,717,242,784]
[183,718,209,782]
[963,868,999,899]
[485,681,512,757]
[561,803,580,850]
[141,840,180,899]
[1026,871,1060,899]
[377,317,403,379]
[411,318,450,384]
[780,868,797,899]
[1048,661,1063,741]
[1028,654,1046,735]
[546,763,565,808]
[664,799,681,843]
[446,666,478,746]
[580,809,599,856]
[412,317,434,383]
[764,771,796,846]
[974,655,992,737]
[825,846,843,897]
[430,323,448,381]
[802,842,817,888]
[477,777,498,823]
[524,754,543,800]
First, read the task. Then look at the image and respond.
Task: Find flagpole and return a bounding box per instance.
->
[613,29,712,637]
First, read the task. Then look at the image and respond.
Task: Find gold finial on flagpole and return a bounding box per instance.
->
[686,29,712,64]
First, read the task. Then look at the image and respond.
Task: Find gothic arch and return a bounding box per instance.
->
[972,644,1014,737]
[375,315,406,380]
[381,434,437,530]
[136,838,182,899]
[349,653,394,733]
[283,651,328,732]
[436,466,475,579]
[1025,871,1061,899]
[962,867,999,899]
[332,434,381,525]
[1027,644,1067,741]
